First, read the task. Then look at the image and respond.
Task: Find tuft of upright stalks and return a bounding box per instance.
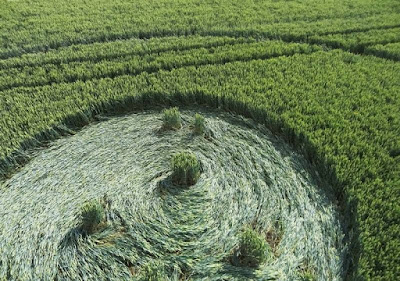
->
[162,107,182,130]
[171,151,201,186]
[232,227,271,268]
[193,113,206,135]
[80,200,105,235]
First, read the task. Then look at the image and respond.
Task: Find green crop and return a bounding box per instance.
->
[366,42,400,61]
[0,0,398,59]
[0,40,320,91]
[81,200,105,235]
[233,227,271,268]
[310,27,400,53]
[171,151,201,186]
[193,113,206,135]
[0,48,399,280]
[163,107,182,130]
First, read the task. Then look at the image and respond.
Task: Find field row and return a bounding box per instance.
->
[366,42,400,61]
[0,41,321,91]
[1,27,399,92]
[0,36,253,70]
[310,27,400,52]
[0,7,399,59]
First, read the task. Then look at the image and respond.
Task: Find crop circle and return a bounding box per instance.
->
[0,108,346,280]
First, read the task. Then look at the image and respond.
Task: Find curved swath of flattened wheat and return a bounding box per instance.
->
[0,109,347,281]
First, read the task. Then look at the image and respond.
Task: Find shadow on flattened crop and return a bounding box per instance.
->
[156,174,198,197]
[58,227,82,250]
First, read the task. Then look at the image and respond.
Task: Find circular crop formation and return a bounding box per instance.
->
[0,108,346,280]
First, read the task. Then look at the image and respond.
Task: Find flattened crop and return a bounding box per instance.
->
[0,109,347,280]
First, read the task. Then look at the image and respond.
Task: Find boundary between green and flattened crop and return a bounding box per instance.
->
[0,77,360,281]
[1,50,399,280]
[0,66,358,281]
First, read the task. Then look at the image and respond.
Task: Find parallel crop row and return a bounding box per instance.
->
[0,36,253,70]
[0,41,320,91]
[309,27,400,52]
[206,14,400,42]
[365,42,400,61]
[1,0,399,59]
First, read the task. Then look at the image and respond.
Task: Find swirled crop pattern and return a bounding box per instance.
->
[0,109,346,280]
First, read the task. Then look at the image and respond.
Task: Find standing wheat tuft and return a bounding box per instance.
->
[171,151,201,186]
[162,107,182,130]
[193,113,206,135]
[80,200,105,235]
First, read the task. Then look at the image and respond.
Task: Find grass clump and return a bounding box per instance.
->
[193,113,206,135]
[233,227,271,268]
[171,151,201,186]
[80,200,105,235]
[162,107,181,130]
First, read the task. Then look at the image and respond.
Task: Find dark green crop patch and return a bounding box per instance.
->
[232,227,271,268]
[80,200,105,235]
[162,107,182,130]
[193,113,206,135]
[171,151,201,186]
